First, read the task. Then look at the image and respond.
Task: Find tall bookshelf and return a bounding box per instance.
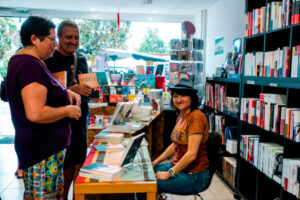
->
[205,0,300,199]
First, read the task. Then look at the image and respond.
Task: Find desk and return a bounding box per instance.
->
[74,144,157,200]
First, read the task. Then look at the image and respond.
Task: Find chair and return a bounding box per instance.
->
[162,131,221,200]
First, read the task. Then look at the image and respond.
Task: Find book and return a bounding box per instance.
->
[103,121,144,134]
[78,73,98,89]
[146,66,155,75]
[80,163,124,182]
[52,71,67,87]
[155,64,164,75]
[136,65,145,74]
[120,132,146,166]
[95,72,108,86]
[94,131,124,143]
[93,144,124,152]
[110,103,125,125]
[135,75,155,90]
[110,74,122,86]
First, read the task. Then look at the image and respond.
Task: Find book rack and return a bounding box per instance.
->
[204,1,300,199]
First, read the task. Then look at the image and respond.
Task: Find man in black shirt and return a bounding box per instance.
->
[45,20,91,200]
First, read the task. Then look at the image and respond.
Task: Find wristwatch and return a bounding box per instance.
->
[168,168,176,177]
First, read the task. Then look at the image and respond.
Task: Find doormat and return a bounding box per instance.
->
[0,135,14,144]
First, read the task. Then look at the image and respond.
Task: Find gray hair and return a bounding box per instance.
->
[57,20,78,36]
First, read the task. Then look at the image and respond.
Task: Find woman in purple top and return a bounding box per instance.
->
[6,16,81,199]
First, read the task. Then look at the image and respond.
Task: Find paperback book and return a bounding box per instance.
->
[80,162,124,182]
[94,131,124,143]
[93,144,124,152]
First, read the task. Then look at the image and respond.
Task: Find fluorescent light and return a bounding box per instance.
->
[149,17,153,20]
[93,15,98,18]
[90,8,95,11]
[152,10,157,14]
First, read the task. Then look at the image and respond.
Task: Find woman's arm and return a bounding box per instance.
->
[21,82,81,124]
[152,143,175,167]
[155,134,202,180]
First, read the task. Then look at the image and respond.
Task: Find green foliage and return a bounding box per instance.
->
[137,27,167,54]
[0,17,18,77]
[76,20,131,58]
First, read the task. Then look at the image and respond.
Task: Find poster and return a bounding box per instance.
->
[215,36,224,55]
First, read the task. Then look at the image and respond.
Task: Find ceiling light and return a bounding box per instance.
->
[149,17,153,20]
[152,10,157,14]
[93,15,98,18]
[90,8,95,11]
[144,0,153,5]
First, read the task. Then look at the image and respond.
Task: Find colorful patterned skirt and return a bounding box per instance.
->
[23,150,65,200]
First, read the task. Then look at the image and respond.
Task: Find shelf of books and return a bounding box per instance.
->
[205,77,240,192]
[210,1,300,200]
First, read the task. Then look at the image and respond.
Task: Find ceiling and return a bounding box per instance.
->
[0,0,219,22]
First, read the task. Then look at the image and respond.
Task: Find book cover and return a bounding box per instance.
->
[155,76,166,91]
[136,65,145,74]
[179,51,191,61]
[95,72,108,86]
[146,66,155,75]
[170,39,181,49]
[103,115,111,127]
[123,73,136,86]
[116,86,123,95]
[78,73,98,89]
[52,71,67,87]
[155,64,164,75]
[110,74,122,86]
[80,162,123,178]
[95,115,104,128]
[109,95,123,103]
[94,131,124,143]
[135,75,155,90]
[110,86,117,95]
[169,63,179,72]
[120,132,146,166]
[122,86,129,95]
[93,144,124,152]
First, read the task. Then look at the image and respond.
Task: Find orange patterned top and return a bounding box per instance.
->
[171,109,209,172]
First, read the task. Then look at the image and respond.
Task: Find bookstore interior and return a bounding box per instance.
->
[1,0,300,200]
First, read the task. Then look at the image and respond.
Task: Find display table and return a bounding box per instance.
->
[87,105,164,159]
[74,142,157,200]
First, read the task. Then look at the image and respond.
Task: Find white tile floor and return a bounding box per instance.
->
[0,144,236,200]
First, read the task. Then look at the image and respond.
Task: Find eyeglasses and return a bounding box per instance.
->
[44,36,57,43]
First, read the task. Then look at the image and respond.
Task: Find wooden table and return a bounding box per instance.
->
[74,145,157,200]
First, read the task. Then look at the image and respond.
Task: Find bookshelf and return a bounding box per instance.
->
[205,1,300,199]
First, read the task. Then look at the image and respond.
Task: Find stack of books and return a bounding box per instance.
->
[103,121,144,134]
[94,131,124,143]
[131,106,153,121]
[79,163,124,182]
[226,139,238,154]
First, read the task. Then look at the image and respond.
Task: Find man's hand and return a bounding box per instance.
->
[155,171,171,180]
[69,83,92,97]
[67,89,81,106]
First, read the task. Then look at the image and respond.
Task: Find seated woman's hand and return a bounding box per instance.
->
[155,171,171,180]
[65,105,81,120]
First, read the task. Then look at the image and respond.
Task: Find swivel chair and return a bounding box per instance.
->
[162,131,221,200]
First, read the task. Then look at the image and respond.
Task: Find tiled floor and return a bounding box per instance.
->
[0,143,236,200]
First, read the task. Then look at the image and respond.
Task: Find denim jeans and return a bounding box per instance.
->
[154,162,211,194]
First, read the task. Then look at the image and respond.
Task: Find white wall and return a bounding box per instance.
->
[206,0,245,76]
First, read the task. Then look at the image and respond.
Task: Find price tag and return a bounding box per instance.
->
[247,80,255,85]
[269,83,277,87]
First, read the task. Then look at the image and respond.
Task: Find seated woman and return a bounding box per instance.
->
[152,78,210,196]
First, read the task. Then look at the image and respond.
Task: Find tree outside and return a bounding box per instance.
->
[76,20,131,59]
[137,27,168,54]
[0,17,18,77]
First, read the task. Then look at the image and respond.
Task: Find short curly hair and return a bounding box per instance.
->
[20,16,55,47]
